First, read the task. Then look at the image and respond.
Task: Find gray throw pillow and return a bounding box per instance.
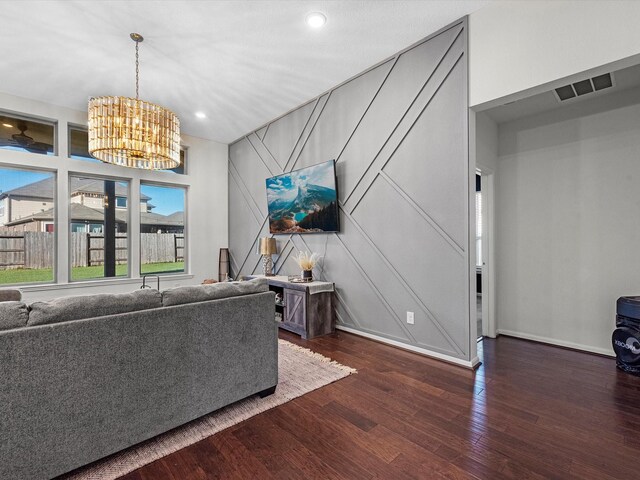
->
[28,289,163,326]
[162,277,268,307]
[0,301,29,331]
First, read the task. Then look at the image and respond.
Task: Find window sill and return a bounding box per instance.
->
[17,273,194,293]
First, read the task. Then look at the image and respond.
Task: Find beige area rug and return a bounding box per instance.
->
[61,340,356,480]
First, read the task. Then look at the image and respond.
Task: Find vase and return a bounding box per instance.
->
[218,248,230,282]
[302,270,313,281]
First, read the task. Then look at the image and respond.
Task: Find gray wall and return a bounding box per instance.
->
[229,20,471,362]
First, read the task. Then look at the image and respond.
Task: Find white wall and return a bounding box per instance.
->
[469,0,640,108]
[0,92,228,302]
[494,87,640,355]
[476,112,498,172]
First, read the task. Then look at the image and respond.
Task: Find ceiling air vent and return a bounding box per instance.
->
[554,73,614,102]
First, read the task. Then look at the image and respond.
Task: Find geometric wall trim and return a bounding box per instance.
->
[229,18,471,361]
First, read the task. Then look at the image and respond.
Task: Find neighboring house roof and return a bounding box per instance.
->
[6,204,112,225]
[0,177,54,200]
[3,211,52,223]
[6,204,184,227]
[141,211,184,227]
[72,178,151,200]
[0,177,150,201]
[165,211,184,223]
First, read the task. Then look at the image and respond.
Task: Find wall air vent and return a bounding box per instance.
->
[554,73,615,103]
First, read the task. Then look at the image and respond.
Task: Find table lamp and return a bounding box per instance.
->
[259,237,277,276]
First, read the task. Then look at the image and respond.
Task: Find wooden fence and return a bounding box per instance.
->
[0,232,184,269]
[85,234,128,267]
[141,233,184,265]
[0,233,54,269]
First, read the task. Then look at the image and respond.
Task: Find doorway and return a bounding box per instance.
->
[475,173,483,339]
[476,170,496,340]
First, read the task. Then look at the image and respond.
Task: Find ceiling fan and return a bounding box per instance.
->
[0,121,54,154]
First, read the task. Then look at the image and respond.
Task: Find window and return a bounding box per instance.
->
[69,175,129,281]
[1,113,55,155]
[172,149,187,175]
[68,125,93,160]
[1,110,193,287]
[68,126,187,174]
[140,183,186,275]
[0,167,55,285]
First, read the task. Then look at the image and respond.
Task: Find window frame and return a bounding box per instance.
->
[66,124,188,175]
[0,164,57,287]
[67,123,93,161]
[0,109,58,157]
[139,181,188,277]
[67,173,132,282]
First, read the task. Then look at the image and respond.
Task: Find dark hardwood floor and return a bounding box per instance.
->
[121,331,640,479]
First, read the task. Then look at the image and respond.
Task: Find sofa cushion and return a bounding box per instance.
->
[162,277,269,307]
[27,289,163,326]
[0,301,29,331]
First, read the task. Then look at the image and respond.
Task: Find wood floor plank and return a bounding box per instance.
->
[269,399,409,480]
[324,400,378,432]
[208,430,276,479]
[117,331,640,480]
[266,405,377,480]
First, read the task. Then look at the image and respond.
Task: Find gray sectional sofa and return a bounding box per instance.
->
[0,278,278,480]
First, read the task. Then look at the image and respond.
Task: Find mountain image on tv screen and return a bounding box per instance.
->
[266,160,339,234]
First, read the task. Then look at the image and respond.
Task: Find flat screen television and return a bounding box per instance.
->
[266,159,339,234]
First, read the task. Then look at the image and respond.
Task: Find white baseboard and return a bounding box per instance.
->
[496,329,614,357]
[335,325,480,369]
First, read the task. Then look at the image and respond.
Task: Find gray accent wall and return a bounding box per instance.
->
[229,19,471,362]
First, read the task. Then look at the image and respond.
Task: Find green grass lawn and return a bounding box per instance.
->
[0,262,185,285]
[71,264,129,281]
[0,268,54,285]
[140,262,185,275]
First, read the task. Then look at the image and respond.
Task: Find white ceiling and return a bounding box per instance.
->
[0,0,491,144]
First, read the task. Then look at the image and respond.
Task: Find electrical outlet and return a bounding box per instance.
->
[406,311,415,324]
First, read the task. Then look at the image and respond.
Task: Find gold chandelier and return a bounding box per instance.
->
[88,33,181,170]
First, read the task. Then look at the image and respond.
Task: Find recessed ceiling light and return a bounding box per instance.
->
[195,112,207,119]
[2,123,13,128]
[305,12,326,28]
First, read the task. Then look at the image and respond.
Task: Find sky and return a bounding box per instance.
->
[266,159,336,205]
[0,168,52,195]
[141,184,185,216]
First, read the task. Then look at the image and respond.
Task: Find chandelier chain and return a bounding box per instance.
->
[135,40,139,99]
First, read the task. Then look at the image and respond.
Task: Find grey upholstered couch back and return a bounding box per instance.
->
[0,282,277,480]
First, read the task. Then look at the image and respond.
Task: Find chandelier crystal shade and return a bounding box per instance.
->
[88,33,181,170]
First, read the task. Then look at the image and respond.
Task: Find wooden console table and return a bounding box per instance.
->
[247,275,335,340]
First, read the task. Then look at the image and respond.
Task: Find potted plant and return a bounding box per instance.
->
[293,251,321,281]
